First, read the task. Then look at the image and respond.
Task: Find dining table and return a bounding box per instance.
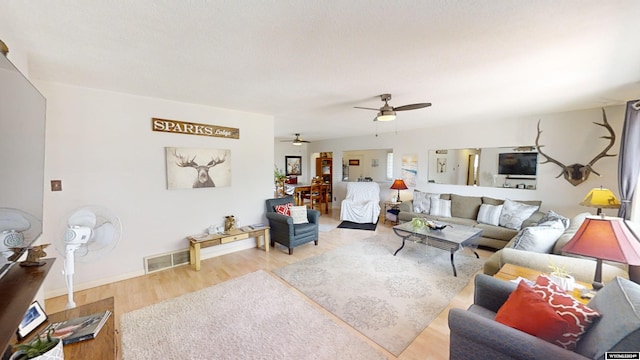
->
[287,183,330,214]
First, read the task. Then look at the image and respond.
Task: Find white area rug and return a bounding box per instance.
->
[274,234,484,356]
[121,270,385,360]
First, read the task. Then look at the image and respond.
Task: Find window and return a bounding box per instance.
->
[386,153,394,180]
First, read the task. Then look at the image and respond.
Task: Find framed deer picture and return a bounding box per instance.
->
[165,147,231,189]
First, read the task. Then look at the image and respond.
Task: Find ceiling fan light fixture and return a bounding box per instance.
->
[292,140,302,146]
[376,110,396,122]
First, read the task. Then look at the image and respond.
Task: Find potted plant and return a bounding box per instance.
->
[274,165,286,195]
[11,328,64,360]
[548,260,575,291]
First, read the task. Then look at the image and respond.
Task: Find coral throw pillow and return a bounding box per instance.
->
[533,274,600,350]
[273,203,293,216]
[495,281,569,343]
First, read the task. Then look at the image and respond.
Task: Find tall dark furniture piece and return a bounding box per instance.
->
[265,196,320,255]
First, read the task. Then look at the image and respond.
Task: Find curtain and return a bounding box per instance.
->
[618,100,640,219]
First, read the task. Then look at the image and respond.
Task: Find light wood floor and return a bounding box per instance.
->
[45,207,494,360]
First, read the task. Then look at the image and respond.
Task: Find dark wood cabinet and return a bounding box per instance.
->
[316,157,332,201]
[1,259,54,354]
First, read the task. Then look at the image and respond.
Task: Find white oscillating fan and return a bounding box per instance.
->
[58,206,121,309]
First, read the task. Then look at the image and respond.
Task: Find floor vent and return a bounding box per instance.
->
[144,249,190,274]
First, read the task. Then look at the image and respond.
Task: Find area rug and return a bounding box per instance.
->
[120,270,385,360]
[337,220,378,231]
[319,223,337,232]
[273,234,484,356]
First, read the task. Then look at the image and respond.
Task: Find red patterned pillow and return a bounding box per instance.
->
[533,274,601,350]
[273,203,293,216]
[495,281,569,343]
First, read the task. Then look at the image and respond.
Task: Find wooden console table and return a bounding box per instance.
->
[13,297,115,360]
[188,227,270,271]
[494,263,591,304]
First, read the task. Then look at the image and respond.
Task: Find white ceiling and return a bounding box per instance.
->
[2,1,639,143]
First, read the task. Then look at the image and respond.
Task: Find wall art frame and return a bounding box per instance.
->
[165,147,231,189]
[285,156,302,176]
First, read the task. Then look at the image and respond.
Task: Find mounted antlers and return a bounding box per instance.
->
[173,150,227,188]
[535,108,616,186]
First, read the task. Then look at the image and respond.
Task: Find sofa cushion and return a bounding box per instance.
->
[499,199,540,230]
[430,198,452,217]
[537,210,570,229]
[274,202,293,216]
[533,274,600,350]
[439,217,477,227]
[450,194,482,219]
[475,223,518,241]
[289,205,309,224]
[412,190,440,214]
[552,212,591,255]
[511,221,565,253]
[482,196,504,206]
[477,204,503,226]
[495,280,569,343]
[575,277,640,359]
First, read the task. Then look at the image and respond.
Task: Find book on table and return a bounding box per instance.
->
[34,310,111,345]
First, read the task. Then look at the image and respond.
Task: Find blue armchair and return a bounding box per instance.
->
[265,196,320,255]
[448,274,640,359]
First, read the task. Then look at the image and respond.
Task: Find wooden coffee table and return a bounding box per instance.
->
[392,221,482,277]
[494,263,592,304]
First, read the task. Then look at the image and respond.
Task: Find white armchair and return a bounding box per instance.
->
[340,182,381,224]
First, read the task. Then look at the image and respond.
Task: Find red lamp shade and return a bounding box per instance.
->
[562,217,640,265]
[390,179,408,190]
[390,179,408,202]
[561,216,640,289]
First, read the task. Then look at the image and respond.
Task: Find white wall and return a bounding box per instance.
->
[37,81,274,297]
[274,141,310,184]
[310,105,626,218]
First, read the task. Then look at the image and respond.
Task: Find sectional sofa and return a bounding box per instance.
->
[397,193,544,250]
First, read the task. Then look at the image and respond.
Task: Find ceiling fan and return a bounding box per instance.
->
[355,94,432,121]
[280,133,310,146]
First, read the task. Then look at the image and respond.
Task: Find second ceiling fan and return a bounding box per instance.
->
[355,94,431,121]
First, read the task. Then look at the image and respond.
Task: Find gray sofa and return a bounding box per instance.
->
[397,193,544,250]
[484,212,628,284]
[449,274,640,359]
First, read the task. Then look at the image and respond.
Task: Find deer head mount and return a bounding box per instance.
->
[173,149,227,188]
[535,108,616,186]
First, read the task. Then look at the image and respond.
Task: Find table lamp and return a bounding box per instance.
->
[579,187,621,216]
[561,216,640,292]
[390,179,408,202]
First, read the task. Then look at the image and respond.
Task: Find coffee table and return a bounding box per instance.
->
[392,221,482,276]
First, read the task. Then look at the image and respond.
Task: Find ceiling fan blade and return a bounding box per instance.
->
[354,106,380,111]
[393,103,432,111]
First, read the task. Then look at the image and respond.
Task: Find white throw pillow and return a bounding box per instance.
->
[477,204,503,226]
[512,223,565,253]
[289,206,309,224]
[413,190,440,214]
[429,199,452,218]
[537,210,570,229]
[499,199,540,230]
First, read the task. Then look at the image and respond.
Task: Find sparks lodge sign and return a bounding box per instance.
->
[152,118,240,139]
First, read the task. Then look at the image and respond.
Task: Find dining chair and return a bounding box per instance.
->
[302,182,324,213]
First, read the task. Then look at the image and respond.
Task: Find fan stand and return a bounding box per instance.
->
[64,245,79,309]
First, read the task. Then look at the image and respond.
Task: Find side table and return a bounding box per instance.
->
[383,201,402,224]
[13,297,115,360]
[494,263,591,304]
[188,226,270,271]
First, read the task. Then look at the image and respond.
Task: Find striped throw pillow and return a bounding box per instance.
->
[477,204,503,226]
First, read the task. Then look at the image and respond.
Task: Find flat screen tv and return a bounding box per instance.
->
[0,53,46,277]
[498,152,538,176]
